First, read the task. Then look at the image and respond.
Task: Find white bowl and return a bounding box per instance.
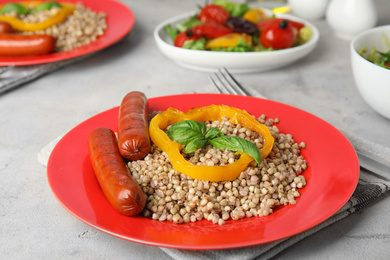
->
[351,25,390,119]
[154,10,320,73]
[288,0,329,20]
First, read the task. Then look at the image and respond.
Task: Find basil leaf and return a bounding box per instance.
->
[166,120,208,152]
[166,120,261,162]
[167,127,204,146]
[32,1,62,13]
[205,127,224,140]
[210,136,261,164]
[185,138,208,153]
[166,120,206,138]
[0,3,29,15]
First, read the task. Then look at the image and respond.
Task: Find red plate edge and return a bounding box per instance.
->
[0,0,135,66]
[47,93,360,250]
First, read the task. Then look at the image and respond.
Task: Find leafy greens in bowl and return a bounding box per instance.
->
[350,25,390,119]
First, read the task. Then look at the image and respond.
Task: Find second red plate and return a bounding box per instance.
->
[0,0,135,66]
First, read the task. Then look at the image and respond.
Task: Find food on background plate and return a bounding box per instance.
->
[88,91,308,225]
[0,33,56,56]
[164,0,313,51]
[0,1,107,56]
[358,34,390,70]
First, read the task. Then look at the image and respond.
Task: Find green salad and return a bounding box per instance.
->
[164,0,312,52]
[358,34,390,70]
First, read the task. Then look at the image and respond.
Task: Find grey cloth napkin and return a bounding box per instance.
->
[159,130,390,260]
[38,130,390,259]
[0,54,92,95]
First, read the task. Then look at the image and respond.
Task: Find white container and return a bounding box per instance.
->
[326,0,377,40]
[288,0,329,20]
[350,25,390,119]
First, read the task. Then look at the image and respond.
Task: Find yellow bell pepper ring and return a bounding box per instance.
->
[242,8,270,23]
[149,104,275,182]
[205,33,252,50]
[0,1,75,32]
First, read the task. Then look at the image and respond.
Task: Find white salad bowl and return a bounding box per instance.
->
[154,10,320,73]
[350,25,390,119]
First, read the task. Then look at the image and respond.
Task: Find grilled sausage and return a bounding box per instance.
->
[0,21,13,34]
[0,34,56,56]
[88,127,146,216]
[118,91,152,161]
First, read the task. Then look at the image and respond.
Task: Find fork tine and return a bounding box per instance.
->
[219,67,250,96]
[208,73,228,94]
[209,71,238,94]
[0,65,15,75]
[209,67,251,96]
[208,67,268,99]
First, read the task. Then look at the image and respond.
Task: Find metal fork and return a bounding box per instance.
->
[208,67,390,179]
[208,68,252,96]
[208,67,266,98]
[0,65,15,76]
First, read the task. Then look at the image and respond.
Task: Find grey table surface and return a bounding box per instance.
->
[1,0,390,259]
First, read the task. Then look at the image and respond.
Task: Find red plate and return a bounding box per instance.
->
[47,94,359,250]
[0,0,134,66]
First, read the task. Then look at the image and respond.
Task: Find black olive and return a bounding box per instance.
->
[279,20,289,29]
[225,17,258,34]
[185,29,194,37]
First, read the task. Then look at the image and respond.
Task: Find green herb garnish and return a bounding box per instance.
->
[31,1,62,13]
[0,3,29,15]
[166,120,261,164]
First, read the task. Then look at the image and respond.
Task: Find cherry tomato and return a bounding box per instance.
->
[385,62,390,68]
[260,19,295,49]
[174,30,202,47]
[199,4,230,25]
[192,23,233,39]
[257,18,304,31]
[288,20,305,31]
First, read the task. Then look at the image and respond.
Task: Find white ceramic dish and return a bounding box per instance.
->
[154,10,320,73]
[326,0,377,40]
[288,0,329,20]
[351,25,390,119]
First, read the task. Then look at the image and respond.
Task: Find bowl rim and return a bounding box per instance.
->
[153,9,320,57]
